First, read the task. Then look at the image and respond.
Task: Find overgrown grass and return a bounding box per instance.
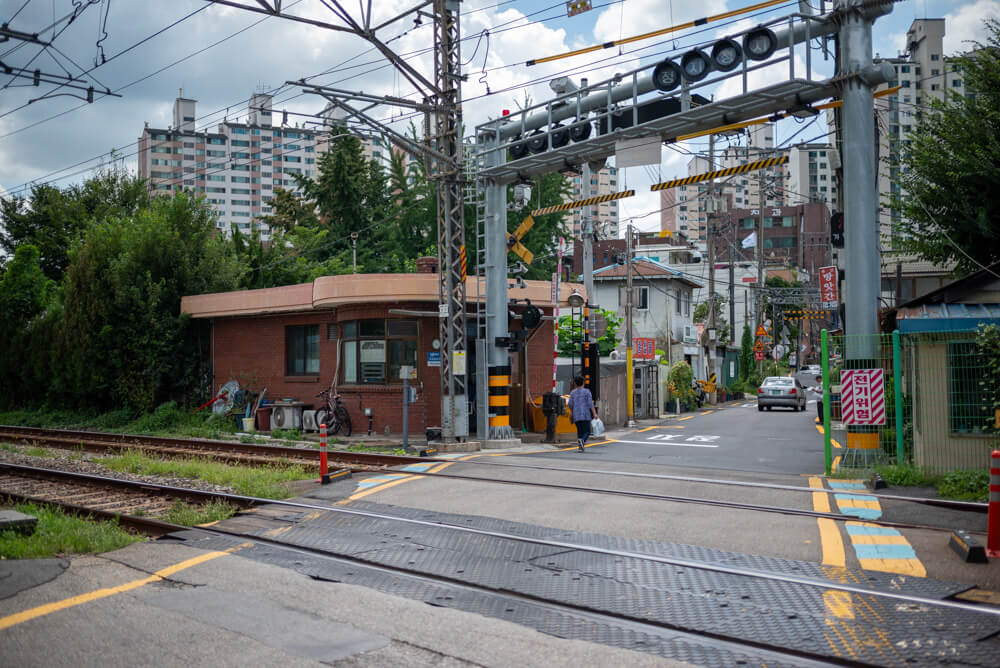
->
[270,428,302,441]
[0,402,237,440]
[343,443,408,456]
[832,463,989,502]
[101,449,310,499]
[22,446,53,458]
[161,500,238,526]
[0,501,143,559]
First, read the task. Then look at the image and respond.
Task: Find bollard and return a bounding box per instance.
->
[988,450,1000,557]
[319,423,330,485]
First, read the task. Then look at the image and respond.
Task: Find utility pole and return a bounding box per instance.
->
[729,244,736,345]
[582,161,595,396]
[756,172,766,324]
[706,133,716,382]
[625,223,636,428]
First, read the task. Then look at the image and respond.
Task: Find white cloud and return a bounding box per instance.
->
[944,0,1000,54]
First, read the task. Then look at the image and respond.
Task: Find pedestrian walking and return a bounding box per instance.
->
[813,374,824,422]
[568,375,598,453]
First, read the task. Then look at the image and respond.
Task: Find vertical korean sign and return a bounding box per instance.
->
[819,266,838,309]
[840,369,886,425]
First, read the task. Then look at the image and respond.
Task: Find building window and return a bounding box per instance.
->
[286,325,319,376]
[341,319,418,384]
[636,286,649,310]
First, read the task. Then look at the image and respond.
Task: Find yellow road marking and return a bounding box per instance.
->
[848,534,910,546]
[832,455,841,472]
[810,477,846,567]
[636,426,659,432]
[700,410,712,415]
[678,416,695,421]
[0,543,252,631]
[858,558,927,577]
[337,462,456,504]
[815,424,842,449]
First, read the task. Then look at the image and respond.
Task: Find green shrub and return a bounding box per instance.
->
[938,469,989,502]
[667,361,696,409]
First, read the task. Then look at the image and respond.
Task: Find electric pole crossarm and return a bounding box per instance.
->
[293,82,432,111]
[301,89,449,163]
[373,1,434,33]
[203,1,357,33]
[0,27,51,46]
[204,0,441,97]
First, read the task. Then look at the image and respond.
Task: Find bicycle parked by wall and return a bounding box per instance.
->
[316,389,352,436]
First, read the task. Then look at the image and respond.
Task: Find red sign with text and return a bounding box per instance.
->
[819,266,838,309]
[634,337,656,360]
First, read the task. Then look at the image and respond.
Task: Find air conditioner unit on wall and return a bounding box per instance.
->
[270,405,303,431]
[302,410,318,433]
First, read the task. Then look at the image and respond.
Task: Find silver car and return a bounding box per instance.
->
[757,376,807,411]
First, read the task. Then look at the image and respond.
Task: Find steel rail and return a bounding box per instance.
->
[181,525,851,668]
[2,424,987,512]
[0,425,414,468]
[376,468,978,534]
[445,457,989,512]
[5,461,997,620]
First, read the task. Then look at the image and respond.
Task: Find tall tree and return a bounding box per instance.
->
[57,193,241,412]
[890,20,1000,273]
[0,245,55,404]
[0,165,149,282]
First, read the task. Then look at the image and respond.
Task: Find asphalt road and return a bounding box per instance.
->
[532,389,828,475]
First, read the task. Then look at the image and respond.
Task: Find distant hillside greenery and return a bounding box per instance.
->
[0,136,570,414]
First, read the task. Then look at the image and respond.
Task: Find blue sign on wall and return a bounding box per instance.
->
[427,351,441,367]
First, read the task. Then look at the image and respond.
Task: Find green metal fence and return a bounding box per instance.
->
[821,329,1000,475]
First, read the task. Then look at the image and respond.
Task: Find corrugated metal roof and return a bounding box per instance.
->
[896,303,1000,332]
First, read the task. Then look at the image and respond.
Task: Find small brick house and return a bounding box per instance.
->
[181,258,580,435]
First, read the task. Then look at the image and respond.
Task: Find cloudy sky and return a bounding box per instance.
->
[1,0,996,234]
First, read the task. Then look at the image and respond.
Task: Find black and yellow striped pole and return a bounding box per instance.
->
[487,364,511,431]
[531,190,634,217]
[650,156,788,192]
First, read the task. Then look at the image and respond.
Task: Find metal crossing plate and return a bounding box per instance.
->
[186,502,999,667]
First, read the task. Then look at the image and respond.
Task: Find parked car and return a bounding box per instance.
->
[802,364,822,375]
[757,376,807,412]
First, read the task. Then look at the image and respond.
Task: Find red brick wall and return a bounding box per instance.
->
[210,304,557,435]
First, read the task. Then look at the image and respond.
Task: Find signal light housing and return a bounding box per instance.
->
[550,124,570,149]
[743,27,777,61]
[710,38,743,72]
[568,121,591,142]
[527,130,548,154]
[680,49,712,82]
[509,139,529,160]
[651,59,682,92]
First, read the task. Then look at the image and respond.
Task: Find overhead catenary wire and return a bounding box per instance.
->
[4,0,801,196]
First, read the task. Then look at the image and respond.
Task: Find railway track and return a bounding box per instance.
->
[0,462,260,536]
[5,460,997,667]
[0,424,415,469]
[1,425,986,536]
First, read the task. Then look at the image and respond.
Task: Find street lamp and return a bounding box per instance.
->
[567,289,585,308]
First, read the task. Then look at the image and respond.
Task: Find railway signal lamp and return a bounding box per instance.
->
[743,27,777,61]
[680,50,712,82]
[527,129,548,154]
[509,139,529,160]
[710,38,743,72]
[568,120,591,142]
[651,58,682,92]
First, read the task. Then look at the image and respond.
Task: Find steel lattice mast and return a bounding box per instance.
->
[430,0,468,440]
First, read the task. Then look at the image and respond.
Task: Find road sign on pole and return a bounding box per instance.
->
[755,324,770,338]
[754,350,765,361]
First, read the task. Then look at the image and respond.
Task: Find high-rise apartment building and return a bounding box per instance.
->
[659,124,791,240]
[823,18,965,302]
[566,165,620,239]
[138,91,330,240]
[785,143,839,212]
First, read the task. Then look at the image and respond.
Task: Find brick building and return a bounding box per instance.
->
[180,259,574,436]
[708,202,832,282]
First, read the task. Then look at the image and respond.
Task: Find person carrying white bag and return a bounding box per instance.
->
[568,375,598,453]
